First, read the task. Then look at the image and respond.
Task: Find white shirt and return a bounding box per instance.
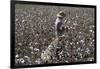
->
[55,18,63,26]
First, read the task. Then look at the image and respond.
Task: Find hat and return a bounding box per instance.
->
[57,11,66,18]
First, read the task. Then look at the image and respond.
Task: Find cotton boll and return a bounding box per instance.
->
[19,58,25,64]
[87,57,94,61]
[34,48,40,52]
[29,46,33,50]
[24,56,29,59]
[35,58,42,64]
[80,39,84,43]
[76,42,79,45]
[34,42,38,45]
[70,42,73,45]
[15,59,20,64]
[18,43,22,46]
[89,29,93,33]
[15,54,19,58]
[85,48,90,54]
[22,19,25,23]
[31,51,34,54]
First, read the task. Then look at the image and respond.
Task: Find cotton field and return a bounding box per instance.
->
[15,4,95,66]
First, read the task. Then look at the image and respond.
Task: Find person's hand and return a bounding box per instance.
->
[60,25,65,31]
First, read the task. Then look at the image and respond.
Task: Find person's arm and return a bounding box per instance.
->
[57,22,63,31]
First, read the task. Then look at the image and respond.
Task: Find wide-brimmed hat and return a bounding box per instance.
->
[57,11,66,18]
